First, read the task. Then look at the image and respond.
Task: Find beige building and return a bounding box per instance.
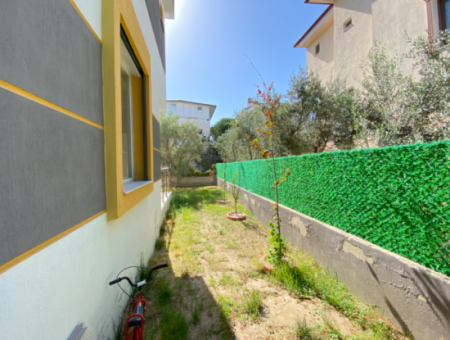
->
[295,0,449,86]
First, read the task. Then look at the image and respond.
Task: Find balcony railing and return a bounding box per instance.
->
[161,167,172,202]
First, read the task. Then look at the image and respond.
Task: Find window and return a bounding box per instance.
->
[170,104,177,113]
[440,0,450,31]
[343,18,353,31]
[315,43,320,55]
[103,0,155,220]
[197,107,202,110]
[120,29,147,184]
[198,129,203,135]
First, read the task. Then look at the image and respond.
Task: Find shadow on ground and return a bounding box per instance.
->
[113,187,236,340]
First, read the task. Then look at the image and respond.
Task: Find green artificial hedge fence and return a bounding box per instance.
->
[217,141,450,276]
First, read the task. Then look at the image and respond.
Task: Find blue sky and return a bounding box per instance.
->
[165,1,326,125]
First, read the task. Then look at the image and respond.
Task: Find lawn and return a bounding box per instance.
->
[115,187,409,340]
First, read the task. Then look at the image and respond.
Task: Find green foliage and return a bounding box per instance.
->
[295,319,315,340]
[156,280,173,307]
[217,141,450,275]
[160,111,208,179]
[241,289,264,320]
[211,118,233,141]
[355,33,450,147]
[267,221,287,265]
[160,309,189,340]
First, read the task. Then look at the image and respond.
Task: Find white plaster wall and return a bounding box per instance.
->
[306,21,335,82]
[371,0,427,77]
[0,181,165,340]
[71,0,103,40]
[334,0,373,87]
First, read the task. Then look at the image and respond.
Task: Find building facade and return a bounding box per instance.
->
[167,100,217,138]
[0,0,174,339]
[295,0,449,86]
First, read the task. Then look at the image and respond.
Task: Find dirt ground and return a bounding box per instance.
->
[127,188,408,340]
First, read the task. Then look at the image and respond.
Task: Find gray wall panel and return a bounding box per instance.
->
[145,0,166,70]
[153,150,161,181]
[0,0,103,125]
[0,89,106,267]
[153,116,161,150]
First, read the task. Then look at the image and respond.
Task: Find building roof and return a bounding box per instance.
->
[167,100,217,119]
[294,4,333,48]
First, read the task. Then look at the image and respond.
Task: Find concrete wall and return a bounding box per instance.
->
[174,176,216,187]
[219,179,450,340]
[0,181,168,340]
[306,21,335,81]
[333,0,373,86]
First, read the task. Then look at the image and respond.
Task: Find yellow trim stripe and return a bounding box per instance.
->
[152,113,159,122]
[153,147,161,152]
[0,210,106,275]
[0,79,104,130]
[69,0,102,45]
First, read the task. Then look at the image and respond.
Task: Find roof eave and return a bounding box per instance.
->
[294,5,333,48]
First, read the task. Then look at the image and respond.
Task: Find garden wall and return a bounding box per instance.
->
[218,178,450,340]
[173,176,216,188]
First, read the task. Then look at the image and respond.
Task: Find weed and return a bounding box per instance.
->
[241,289,263,320]
[155,237,165,250]
[295,319,315,339]
[180,266,190,278]
[160,309,189,340]
[156,281,173,306]
[208,276,217,288]
[219,273,234,286]
[192,305,200,325]
[321,316,344,340]
[205,244,214,253]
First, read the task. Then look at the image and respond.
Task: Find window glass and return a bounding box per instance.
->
[121,67,132,179]
[441,0,450,30]
[171,104,177,113]
[120,37,141,181]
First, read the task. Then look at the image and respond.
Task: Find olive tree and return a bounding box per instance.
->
[160,111,208,179]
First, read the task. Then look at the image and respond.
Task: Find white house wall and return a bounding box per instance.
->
[333,0,373,87]
[72,0,103,40]
[371,0,427,76]
[306,21,335,81]
[168,102,213,137]
[0,181,165,340]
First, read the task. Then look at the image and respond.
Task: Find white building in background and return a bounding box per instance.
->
[167,100,217,138]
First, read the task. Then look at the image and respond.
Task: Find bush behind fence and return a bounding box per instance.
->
[217,141,450,276]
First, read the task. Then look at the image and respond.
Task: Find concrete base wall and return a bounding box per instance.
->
[173,176,216,187]
[219,179,450,340]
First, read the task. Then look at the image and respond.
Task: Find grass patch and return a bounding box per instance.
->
[160,309,189,340]
[295,319,316,340]
[271,261,401,339]
[156,281,173,307]
[241,289,264,321]
[192,305,200,325]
